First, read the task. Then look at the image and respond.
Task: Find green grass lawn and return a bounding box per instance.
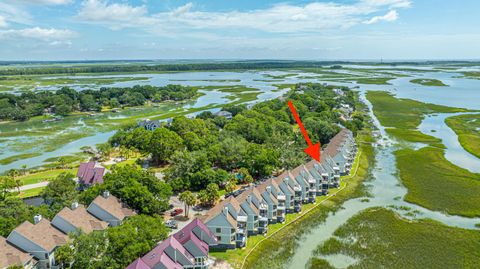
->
[17,187,45,198]
[17,168,76,185]
[315,207,480,269]
[410,78,448,86]
[445,114,480,159]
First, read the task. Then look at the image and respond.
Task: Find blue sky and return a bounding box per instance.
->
[0,0,479,60]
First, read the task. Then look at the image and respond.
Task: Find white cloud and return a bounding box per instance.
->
[76,0,410,33]
[0,16,7,28]
[0,27,77,41]
[0,2,33,25]
[363,10,398,24]
[77,0,156,30]
[13,0,72,5]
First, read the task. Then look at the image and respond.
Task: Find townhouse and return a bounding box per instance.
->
[87,191,136,226]
[51,202,109,235]
[202,129,356,249]
[6,216,68,269]
[5,192,135,269]
[125,218,217,269]
[0,236,37,269]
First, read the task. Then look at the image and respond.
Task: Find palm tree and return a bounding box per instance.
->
[178,191,196,218]
[21,164,27,175]
[14,178,23,192]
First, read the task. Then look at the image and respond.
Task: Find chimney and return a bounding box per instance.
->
[34,214,42,224]
[103,190,110,199]
[223,206,229,216]
[266,186,271,193]
[71,202,79,210]
[247,195,252,205]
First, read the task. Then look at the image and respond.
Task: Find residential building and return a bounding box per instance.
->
[1,236,37,269]
[213,110,233,120]
[126,218,217,269]
[87,191,136,227]
[201,128,357,250]
[77,161,105,189]
[51,203,108,235]
[7,216,68,269]
[198,199,238,249]
[138,119,162,131]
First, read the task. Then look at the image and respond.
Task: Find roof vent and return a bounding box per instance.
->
[34,214,42,224]
[103,190,110,198]
[71,202,79,210]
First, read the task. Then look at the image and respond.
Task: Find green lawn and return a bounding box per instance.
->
[17,187,45,198]
[410,78,448,86]
[315,207,480,269]
[445,114,480,159]
[17,168,76,185]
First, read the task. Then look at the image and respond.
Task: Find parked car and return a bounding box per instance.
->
[165,219,178,229]
[170,208,184,216]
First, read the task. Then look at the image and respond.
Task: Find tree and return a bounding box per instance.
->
[55,104,72,116]
[149,128,184,164]
[178,191,196,218]
[197,190,209,206]
[14,178,22,193]
[96,143,113,159]
[225,177,237,194]
[205,183,220,206]
[55,244,74,269]
[6,169,19,179]
[0,176,16,201]
[41,173,77,211]
[237,167,253,184]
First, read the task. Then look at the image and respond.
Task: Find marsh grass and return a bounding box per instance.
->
[445,114,480,159]
[316,207,480,269]
[410,78,448,86]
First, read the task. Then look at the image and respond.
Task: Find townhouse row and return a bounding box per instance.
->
[199,129,357,248]
[125,219,218,269]
[1,191,135,269]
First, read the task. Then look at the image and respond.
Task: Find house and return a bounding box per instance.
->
[220,197,247,248]
[0,236,37,269]
[77,162,105,189]
[126,219,217,269]
[138,119,162,131]
[198,200,237,249]
[234,188,261,236]
[51,202,108,235]
[214,110,233,120]
[273,171,296,213]
[7,216,68,269]
[87,191,136,227]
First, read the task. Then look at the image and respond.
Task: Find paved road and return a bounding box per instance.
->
[18,181,49,191]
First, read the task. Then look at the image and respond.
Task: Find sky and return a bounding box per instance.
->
[0,0,479,61]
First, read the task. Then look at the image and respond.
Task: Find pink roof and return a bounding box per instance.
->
[175,231,209,256]
[77,162,105,185]
[141,236,193,268]
[178,218,216,242]
[125,258,150,269]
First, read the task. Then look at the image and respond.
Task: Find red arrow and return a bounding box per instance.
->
[287,100,321,162]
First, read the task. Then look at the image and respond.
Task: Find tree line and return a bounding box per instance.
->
[0,84,197,121]
[110,83,363,193]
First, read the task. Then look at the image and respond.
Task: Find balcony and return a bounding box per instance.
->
[237,215,248,223]
[277,194,286,201]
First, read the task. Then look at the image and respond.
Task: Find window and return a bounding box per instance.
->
[231,228,235,233]
[216,228,221,233]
